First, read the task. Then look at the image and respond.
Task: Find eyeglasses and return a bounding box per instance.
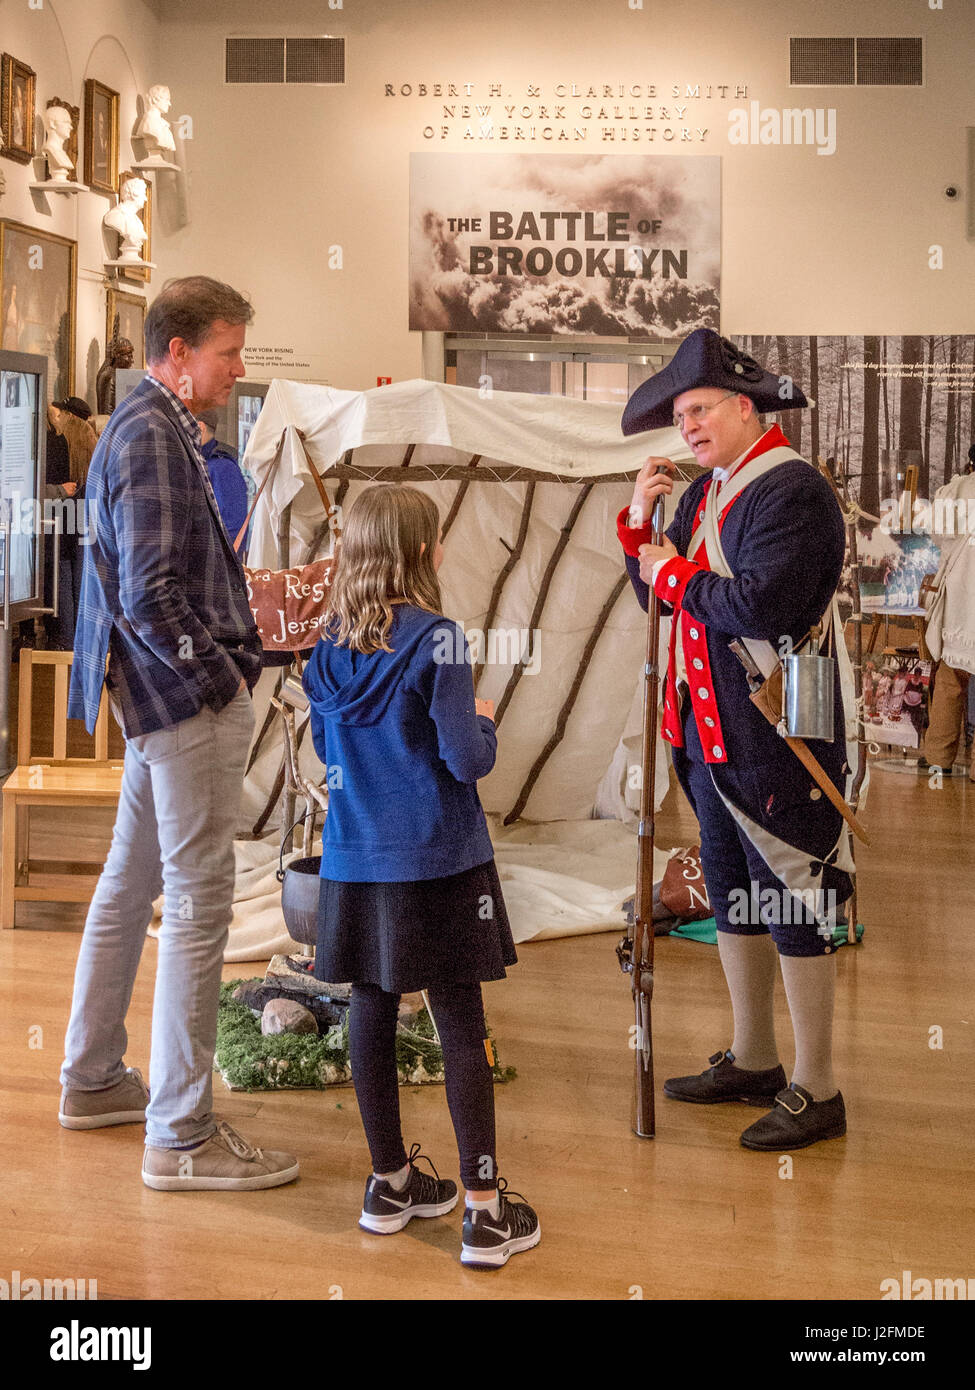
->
[673,392,739,431]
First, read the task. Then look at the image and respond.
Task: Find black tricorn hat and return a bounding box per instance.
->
[621,329,808,435]
[52,395,93,421]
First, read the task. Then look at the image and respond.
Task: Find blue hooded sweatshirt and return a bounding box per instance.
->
[302,604,497,882]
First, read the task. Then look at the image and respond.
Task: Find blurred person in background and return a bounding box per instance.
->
[197,408,248,546]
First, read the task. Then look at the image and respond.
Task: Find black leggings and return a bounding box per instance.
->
[348,980,497,1192]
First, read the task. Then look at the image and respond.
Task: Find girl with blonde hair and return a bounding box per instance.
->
[302,483,539,1269]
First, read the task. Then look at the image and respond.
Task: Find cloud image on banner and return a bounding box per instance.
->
[409,152,720,337]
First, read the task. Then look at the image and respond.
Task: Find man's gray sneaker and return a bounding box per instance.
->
[142,1120,300,1191]
[59,1066,149,1130]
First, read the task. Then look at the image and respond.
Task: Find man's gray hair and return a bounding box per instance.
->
[144,276,254,364]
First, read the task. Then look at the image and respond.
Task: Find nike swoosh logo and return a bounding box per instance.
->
[379,1194,411,1208]
[481,1222,511,1239]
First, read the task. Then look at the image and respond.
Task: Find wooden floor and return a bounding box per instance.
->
[1,761,973,1302]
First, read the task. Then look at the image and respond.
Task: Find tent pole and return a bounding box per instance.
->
[503,573,627,824]
[245,670,284,777]
[474,483,536,693]
[441,463,480,540]
[494,483,594,726]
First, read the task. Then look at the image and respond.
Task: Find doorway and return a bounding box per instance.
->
[445,336,679,404]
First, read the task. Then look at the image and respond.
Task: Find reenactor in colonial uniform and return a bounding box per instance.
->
[619,329,852,1149]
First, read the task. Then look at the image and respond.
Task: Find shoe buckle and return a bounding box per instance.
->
[708,1050,725,1067]
[775,1089,807,1116]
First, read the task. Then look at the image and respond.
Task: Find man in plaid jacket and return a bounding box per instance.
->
[60,276,299,1192]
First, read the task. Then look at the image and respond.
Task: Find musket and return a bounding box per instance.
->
[616,475,667,1139]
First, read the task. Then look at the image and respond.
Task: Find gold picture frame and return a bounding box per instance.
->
[1,54,37,165]
[106,286,146,369]
[83,78,120,195]
[119,169,152,283]
[0,218,77,399]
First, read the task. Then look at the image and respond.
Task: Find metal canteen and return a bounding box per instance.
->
[280,672,309,710]
[782,629,835,742]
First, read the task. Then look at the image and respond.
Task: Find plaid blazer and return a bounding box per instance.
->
[68,377,262,737]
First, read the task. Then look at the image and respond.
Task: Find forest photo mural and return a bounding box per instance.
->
[731,335,975,615]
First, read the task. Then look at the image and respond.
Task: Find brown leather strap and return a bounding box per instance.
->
[235,429,340,555]
[234,432,286,553]
[295,429,340,534]
[749,669,871,846]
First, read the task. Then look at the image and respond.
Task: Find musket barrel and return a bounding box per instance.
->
[629,481,666,1139]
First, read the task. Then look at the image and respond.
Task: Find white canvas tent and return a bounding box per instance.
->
[222,377,700,960]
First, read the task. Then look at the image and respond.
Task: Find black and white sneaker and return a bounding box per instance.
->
[359,1143,458,1234]
[461,1178,541,1268]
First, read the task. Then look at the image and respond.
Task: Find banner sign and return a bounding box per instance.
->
[410,152,720,336]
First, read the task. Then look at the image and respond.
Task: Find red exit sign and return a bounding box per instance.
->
[377,376,392,386]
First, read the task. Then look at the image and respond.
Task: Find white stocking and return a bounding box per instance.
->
[716,931,780,1071]
[779,952,837,1101]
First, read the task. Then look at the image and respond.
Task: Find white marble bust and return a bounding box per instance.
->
[42,104,75,182]
[103,176,149,262]
[136,84,176,162]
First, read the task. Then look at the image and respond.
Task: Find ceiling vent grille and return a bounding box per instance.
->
[855,37,923,86]
[790,36,923,86]
[790,38,855,86]
[226,38,286,84]
[286,37,345,84]
[225,37,346,85]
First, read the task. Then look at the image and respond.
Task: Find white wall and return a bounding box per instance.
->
[149,0,975,389]
[0,0,161,404]
[4,0,974,396]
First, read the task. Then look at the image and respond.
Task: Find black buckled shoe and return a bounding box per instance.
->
[739,1083,846,1151]
[663,1049,787,1105]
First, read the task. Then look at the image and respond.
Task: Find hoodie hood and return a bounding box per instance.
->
[302,604,448,727]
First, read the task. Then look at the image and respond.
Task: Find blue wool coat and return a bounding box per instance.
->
[623,457,853,899]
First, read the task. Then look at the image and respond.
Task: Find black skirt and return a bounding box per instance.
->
[314,857,518,995]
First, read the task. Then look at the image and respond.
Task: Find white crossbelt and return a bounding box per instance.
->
[689,445,802,677]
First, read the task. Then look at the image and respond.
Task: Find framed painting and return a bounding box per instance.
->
[0,219,77,400]
[83,78,120,195]
[1,54,37,165]
[106,287,146,369]
[119,169,152,282]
